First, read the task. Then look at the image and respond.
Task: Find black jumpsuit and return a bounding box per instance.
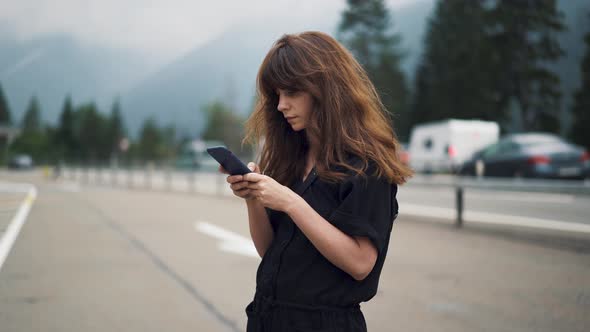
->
[246,159,399,332]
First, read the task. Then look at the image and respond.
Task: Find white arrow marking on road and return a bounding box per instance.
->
[194,221,260,259]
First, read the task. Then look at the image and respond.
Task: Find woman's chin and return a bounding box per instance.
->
[290,124,304,132]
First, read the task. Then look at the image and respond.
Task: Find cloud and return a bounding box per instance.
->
[0,0,422,62]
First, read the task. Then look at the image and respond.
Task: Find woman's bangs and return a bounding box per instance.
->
[260,46,303,95]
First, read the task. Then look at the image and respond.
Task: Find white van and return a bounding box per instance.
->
[408,119,499,173]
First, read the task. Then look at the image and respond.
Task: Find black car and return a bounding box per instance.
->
[459,133,590,179]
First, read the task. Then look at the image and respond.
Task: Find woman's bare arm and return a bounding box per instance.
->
[246,199,274,258]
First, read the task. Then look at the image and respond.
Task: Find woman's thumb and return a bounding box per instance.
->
[248,162,259,173]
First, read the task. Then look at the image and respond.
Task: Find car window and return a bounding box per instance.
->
[423,138,433,150]
[498,141,520,155]
[482,142,501,158]
[515,135,562,146]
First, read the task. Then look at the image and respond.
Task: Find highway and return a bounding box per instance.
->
[0,170,589,331]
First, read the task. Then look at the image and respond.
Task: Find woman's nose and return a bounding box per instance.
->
[277,96,288,112]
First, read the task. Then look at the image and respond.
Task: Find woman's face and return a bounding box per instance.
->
[276,89,314,132]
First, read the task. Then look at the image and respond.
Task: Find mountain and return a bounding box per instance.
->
[1,0,585,137]
[120,23,293,138]
[120,0,436,137]
[0,34,152,125]
[0,1,436,136]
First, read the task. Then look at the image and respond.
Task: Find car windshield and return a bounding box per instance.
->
[512,134,562,147]
[525,142,578,154]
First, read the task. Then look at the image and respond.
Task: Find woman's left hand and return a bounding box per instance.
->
[243,173,300,212]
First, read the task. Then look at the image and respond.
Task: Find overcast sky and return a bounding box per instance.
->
[0,0,421,63]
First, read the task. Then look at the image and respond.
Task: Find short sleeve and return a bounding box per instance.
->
[327,171,398,255]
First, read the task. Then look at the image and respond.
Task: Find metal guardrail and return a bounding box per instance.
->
[408,174,590,226]
[60,164,231,197]
[410,174,590,195]
[60,165,590,228]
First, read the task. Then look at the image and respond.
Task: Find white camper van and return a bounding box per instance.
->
[408,119,499,173]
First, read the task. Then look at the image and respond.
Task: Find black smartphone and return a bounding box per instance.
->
[206,146,252,175]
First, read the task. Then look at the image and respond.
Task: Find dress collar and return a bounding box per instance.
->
[293,166,318,195]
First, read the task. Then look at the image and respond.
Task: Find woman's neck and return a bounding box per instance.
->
[305,131,319,162]
[307,144,318,167]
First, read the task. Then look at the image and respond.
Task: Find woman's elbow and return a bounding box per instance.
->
[349,238,378,281]
[350,256,377,281]
[351,270,370,281]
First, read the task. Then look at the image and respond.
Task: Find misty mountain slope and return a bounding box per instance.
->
[0,34,151,125]
[120,1,435,136]
[120,17,339,136]
[1,0,585,137]
[0,1,435,134]
[120,26,270,136]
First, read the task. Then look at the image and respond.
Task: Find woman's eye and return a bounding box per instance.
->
[276,89,299,97]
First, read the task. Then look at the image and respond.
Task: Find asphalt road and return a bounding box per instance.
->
[1,171,589,331]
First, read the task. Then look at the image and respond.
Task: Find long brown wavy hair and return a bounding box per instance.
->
[244,31,413,187]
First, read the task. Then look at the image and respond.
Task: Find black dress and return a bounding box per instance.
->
[246,159,399,332]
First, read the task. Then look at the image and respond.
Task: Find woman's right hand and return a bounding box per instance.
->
[220,162,261,200]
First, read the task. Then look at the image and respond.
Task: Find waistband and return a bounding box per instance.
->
[252,295,361,314]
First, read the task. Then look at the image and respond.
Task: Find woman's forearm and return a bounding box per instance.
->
[246,199,274,258]
[285,197,377,281]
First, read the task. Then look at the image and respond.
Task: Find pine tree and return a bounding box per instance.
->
[76,103,107,162]
[0,82,12,125]
[9,95,48,162]
[411,0,498,126]
[571,20,590,150]
[0,83,13,164]
[22,96,42,133]
[337,0,410,140]
[138,117,164,161]
[488,0,565,133]
[55,95,77,161]
[106,97,126,157]
[201,101,244,153]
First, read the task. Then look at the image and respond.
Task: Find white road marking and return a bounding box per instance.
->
[402,203,590,234]
[194,221,260,259]
[0,184,37,271]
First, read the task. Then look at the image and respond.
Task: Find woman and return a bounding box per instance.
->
[222,31,412,332]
